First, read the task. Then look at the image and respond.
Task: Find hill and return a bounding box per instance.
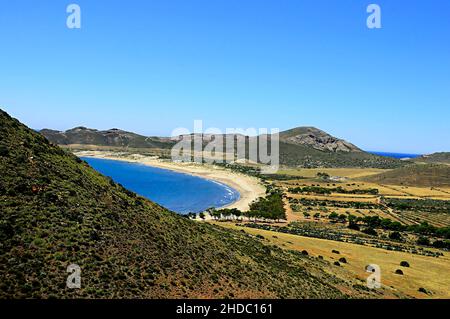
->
[414,152,450,165]
[360,163,450,187]
[277,127,406,168]
[41,126,407,169]
[40,127,176,149]
[279,127,361,152]
[0,109,370,299]
[278,141,404,169]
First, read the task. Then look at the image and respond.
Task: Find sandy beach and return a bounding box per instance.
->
[74,151,266,212]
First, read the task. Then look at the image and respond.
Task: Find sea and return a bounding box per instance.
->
[368,151,422,159]
[82,157,240,214]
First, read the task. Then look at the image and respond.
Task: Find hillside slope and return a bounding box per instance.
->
[40,127,175,149]
[0,109,369,299]
[360,164,450,187]
[278,141,404,169]
[414,152,450,165]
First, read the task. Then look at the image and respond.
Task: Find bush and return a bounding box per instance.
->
[348,222,360,231]
[301,250,308,256]
[417,236,430,246]
[400,261,410,267]
[338,257,347,264]
[248,193,286,221]
[328,212,339,221]
[432,240,450,249]
[362,227,377,236]
[418,287,428,294]
[332,250,340,254]
[395,269,404,275]
[333,261,340,266]
[389,231,402,241]
[0,145,8,156]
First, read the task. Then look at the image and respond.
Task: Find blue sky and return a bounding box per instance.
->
[0,0,449,154]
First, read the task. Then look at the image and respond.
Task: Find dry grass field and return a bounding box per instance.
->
[274,167,450,226]
[211,222,450,299]
[276,168,388,178]
[208,167,450,298]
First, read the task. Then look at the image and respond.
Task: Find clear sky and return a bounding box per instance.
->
[0,0,449,154]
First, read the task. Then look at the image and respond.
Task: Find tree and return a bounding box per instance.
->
[234,209,242,221]
[417,236,430,246]
[328,212,339,221]
[338,214,347,223]
[348,214,360,230]
[389,231,402,241]
[362,227,377,236]
[222,210,231,220]
[248,193,286,222]
[432,240,449,249]
[316,172,330,180]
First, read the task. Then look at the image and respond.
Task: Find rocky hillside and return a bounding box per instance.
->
[0,109,371,299]
[279,127,362,153]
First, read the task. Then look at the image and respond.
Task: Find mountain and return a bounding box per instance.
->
[41,126,407,169]
[276,127,410,168]
[41,126,361,153]
[40,127,175,149]
[360,163,450,187]
[414,152,450,165]
[279,127,362,153]
[0,109,371,299]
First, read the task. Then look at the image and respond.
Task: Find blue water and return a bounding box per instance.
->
[368,151,421,159]
[82,157,240,214]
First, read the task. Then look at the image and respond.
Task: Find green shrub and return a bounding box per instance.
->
[389,231,402,241]
[362,227,377,236]
[417,236,430,246]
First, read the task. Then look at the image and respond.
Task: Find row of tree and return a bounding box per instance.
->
[289,185,379,195]
[351,215,450,239]
[204,192,287,222]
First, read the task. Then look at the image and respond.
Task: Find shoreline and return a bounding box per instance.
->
[74,151,266,212]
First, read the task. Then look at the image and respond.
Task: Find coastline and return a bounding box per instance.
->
[74,151,266,212]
